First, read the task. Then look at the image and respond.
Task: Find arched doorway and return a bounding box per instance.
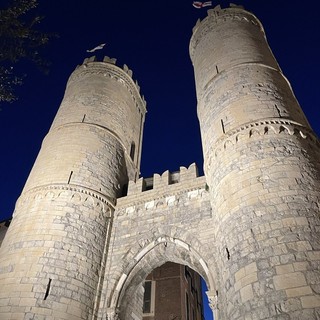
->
[141,261,213,320]
[108,236,217,320]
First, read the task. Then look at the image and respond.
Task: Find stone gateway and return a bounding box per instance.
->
[0,4,320,320]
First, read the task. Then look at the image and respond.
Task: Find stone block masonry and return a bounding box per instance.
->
[190,4,320,320]
[0,3,319,320]
[0,57,146,319]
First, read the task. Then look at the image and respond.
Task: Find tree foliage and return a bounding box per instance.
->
[0,0,52,103]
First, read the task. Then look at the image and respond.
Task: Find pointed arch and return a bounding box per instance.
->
[108,235,216,319]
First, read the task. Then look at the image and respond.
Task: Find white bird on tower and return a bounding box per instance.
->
[86,43,106,53]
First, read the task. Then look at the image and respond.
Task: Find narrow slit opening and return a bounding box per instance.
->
[68,171,73,184]
[44,278,52,300]
[221,119,225,134]
[226,248,230,260]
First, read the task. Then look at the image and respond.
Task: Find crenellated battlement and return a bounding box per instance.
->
[190,4,263,59]
[81,56,135,81]
[71,55,147,112]
[125,163,206,197]
[117,163,209,212]
[192,4,248,34]
[80,56,138,87]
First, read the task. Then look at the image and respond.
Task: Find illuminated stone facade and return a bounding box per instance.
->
[0,4,319,320]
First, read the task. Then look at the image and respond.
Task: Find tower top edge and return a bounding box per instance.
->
[189,4,264,58]
[77,55,135,79]
[70,55,147,110]
[191,3,262,33]
[80,55,117,67]
[191,3,249,33]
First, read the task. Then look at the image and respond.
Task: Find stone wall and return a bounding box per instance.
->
[97,164,215,319]
[191,4,320,320]
[0,4,319,320]
[0,57,146,320]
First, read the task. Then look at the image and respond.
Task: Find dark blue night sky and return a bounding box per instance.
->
[1,1,319,223]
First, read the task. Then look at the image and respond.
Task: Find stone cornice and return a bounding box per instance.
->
[16,183,116,213]
[205,119,319,167]
[48,121,137,176]
[116,177,209,216]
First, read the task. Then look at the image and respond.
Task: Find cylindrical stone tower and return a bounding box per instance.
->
[190,5,320,320]
[0,56,146,319]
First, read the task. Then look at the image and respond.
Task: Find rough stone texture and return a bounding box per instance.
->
[190,4,320,320]
[100,166,212,320]
[0,57,146,320]
[0,4,319,320]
